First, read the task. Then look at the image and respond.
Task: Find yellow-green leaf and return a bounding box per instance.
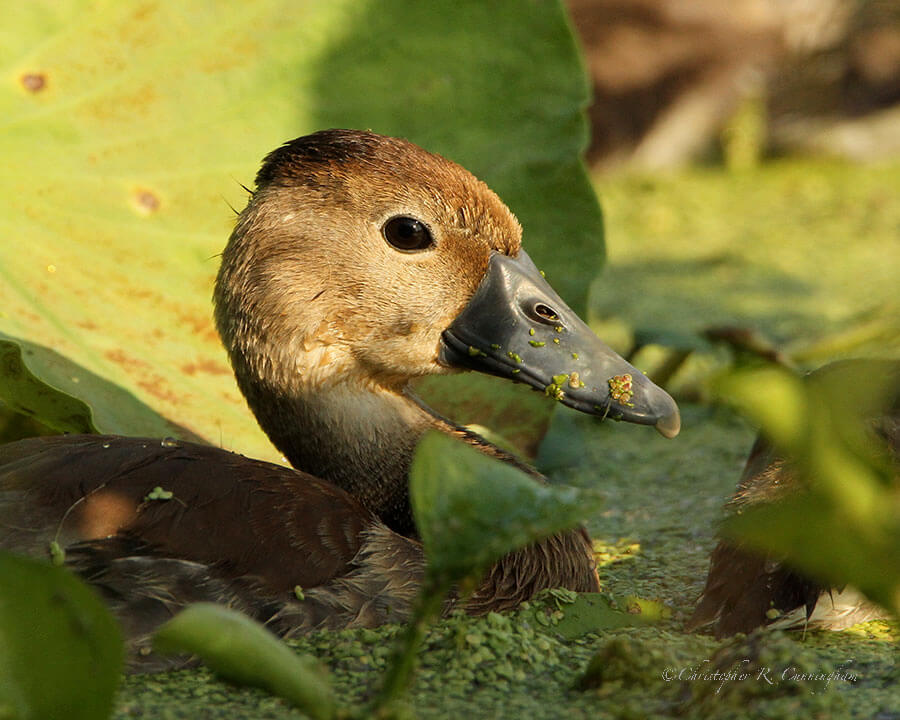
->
[0,0,602,460]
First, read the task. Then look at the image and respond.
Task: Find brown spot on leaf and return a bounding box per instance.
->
[104,350,181,404]
[105,348,150,372]
[136,376,180,404]
[177,311,220,343]
[181,360,230,376]
[133,188,161,214]
[21,73,46,92]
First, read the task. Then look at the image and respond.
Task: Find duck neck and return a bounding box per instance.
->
[240,373,541,537]
[244,379,431,536]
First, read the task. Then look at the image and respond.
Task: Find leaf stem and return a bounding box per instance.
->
[369,575,447,717]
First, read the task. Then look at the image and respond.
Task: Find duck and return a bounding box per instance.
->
[0,129,680,671]
[687,359,899,638]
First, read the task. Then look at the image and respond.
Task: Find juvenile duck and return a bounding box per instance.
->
[0,129,680,670]
[688,360,898,637]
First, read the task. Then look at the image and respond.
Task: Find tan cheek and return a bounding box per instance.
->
[370,329,444,372]
[433,239,491,306]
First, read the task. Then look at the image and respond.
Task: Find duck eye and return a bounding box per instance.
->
[382,216,434,252]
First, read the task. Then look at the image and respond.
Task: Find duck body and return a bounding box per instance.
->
[0,434,595,671]
[688,361,899,637]
[1,433,426,671]
[0,130,679,670]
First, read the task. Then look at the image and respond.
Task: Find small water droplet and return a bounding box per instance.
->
[102,442,111,448]
[160,437,179,448]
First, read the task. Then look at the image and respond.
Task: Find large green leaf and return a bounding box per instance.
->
[410,431,605,585]
[0,551,122,720]
[0,1,602,460]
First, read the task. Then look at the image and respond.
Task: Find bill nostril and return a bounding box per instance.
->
[532,302,562,326]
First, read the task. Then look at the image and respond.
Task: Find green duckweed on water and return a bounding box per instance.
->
[115,159,900,718]
[115,403,900,720]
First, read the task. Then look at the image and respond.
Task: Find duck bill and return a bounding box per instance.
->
[439,251,681,438]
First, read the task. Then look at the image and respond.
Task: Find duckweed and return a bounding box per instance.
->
[490,344,501,350]
[144,486,174,501]
[507,351,522,363]
[553,338,560,344]
[528,328,535,336]
[544,382,565,400]
[529,341,545,348]
[48,540,65,566]
[572,352,578,360]
[607,373,634,406]
[468,346,487,358]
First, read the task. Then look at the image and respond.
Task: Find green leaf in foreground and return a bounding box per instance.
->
[0,339,96,435]
[715,360,900,616]
[410,431,606,586]
[153,603,335,720]
[373,432,605,715]
[0,551,122,720]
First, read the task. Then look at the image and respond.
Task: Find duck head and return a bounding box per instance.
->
[215,129,679,532]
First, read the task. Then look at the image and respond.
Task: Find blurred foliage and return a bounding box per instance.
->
[0,552,122,720]
[721,92,767,172]
[153,604,335,720]
[0,0,602,458]
[716,360,900,618]
[591,160,900,397]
